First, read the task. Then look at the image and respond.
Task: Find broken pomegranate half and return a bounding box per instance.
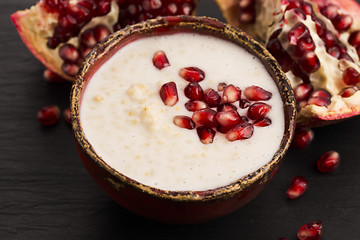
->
[216,0,360,127]
[11,0,198,81]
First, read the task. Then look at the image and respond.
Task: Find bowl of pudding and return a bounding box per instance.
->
[70,16,296,224]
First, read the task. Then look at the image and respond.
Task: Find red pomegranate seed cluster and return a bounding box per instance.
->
[155,50,273,144]
[37,105,72,126]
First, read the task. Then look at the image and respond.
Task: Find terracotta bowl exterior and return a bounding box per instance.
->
[70,16,296,224]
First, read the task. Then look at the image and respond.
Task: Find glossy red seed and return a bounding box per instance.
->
[197,126,216,144]
[317,151,340,173]
[184,82,204,100]
[340,85,360,98]
[308,89,331,107]
[322,31,336,48]
[327,46,341,58]
[179,67,205,82]
[217,103,237,112]
[59,44,79,63]
[80,28,97,48]
[288,23,308,45]
[192,109,218,128]
[247,102,271,120]
[294,83,313,102]
[295,36,315,57]
[244,85,272,101]
[47,36,61,49]
[285,0,301,11]
[97,0,111,16]
[43,69,65,83]
[203,88,221,107]
[333,14,353,32]
[301,2,313,15]
[152,50,170,70]
[343,67,360,85]
[63,107,71,124]
[58,14,77,31]
[159,82,178,106]
[291,128,314,149]
[253,117,271,127]
[299,52,320,73]
[223,84,241,103]
[286,176,308,199]
[79,46,92,59]
[321,4,339,19]
[226,122,254,141]
[217,82,227,91]
[216,110,241,128]
[37,105,61,126]
[93,25,111,42]
[239,99,251,109]
[184,100,208,112]
[69,4,91,23]
[313,17,326,36]
[173,115,196,130]
[297,221,323,240]
[62,62,79,77]
[348,31,360,46]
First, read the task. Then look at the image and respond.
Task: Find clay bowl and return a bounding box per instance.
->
[70,16,296,224]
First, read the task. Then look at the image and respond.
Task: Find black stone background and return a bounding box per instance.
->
[1,0,360,239]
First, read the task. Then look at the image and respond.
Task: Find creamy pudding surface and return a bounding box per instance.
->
[80,33,285,191]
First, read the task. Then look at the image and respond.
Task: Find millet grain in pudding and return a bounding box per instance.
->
[80,33,285,191]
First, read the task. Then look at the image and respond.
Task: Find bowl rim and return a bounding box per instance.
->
[70,15,297,202]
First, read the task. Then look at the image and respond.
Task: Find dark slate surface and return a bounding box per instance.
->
[1,0,360,239]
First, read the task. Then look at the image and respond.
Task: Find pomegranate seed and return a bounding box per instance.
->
[321,4,339,19]
[47,36,60,49]
[348,31,360,46]
[327,46,341,58]
[69,4,91,23]
[301,2,313,15]
[63,107,71,124]
[286,176,308,199]
[253,117,272,127]
[43,69,65,83]
[216,110,242,128]
[247,102,271,120]
[80,29,97,48]
[59,44,79,63]
[159,82,178,106]
[184,82,204,100]
[299,52,320,73]
[217,82,227,91]
[343,67,360,85]
[285,0,301,11]
[203,88,221,107]
[179,67,205,82]
[322,31,336,48]
[197,126,216,144]
[295,36,315,57]
[308,89,331,107]
[97,0,111,16]
[239,99,251,109]
[288,23,308,45]
[37,105,61,126]
[291,128,314,149]
[226,122,254,141]
[62,62,79,77]
[297,221,323,240]
[58,14,77,31]
[93,25,111,42]
[192,109,218,128]
[217,103,237,112]
[291,64,310,83]
[185,100,208,112]
[79,46,92,59]
[340,85,360,98]
[222,84,241,103]
[152,50,170,70]
[317,151,340,173]
[313,17,326,36]
[291,8,306,20]
[340,52,354,62]
[294,83,313,102]
[173,115,196,130]
[333,14,353,32]
[244,85,272,101]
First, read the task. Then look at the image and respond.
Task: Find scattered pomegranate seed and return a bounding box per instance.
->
[222,84,241,103]
[179,67,205,82]
[203,88,221,107]
[308,89,331,107]
[243,85,272,101]
[239,99,251,109]
[159,82,178,106]
[253,117,272,127]
[297,221,323,240]
[340,85,360,98]
[192,108,218,128]
[291,128,314,149]
[217,103,237,112]
[59,44,79,63]
[173,115,195,130]
[184,100,208,112]
[184,82,204,100]
[63,107,71,124]
[37,105,61,126]
[197,126,216,144]
[43,69,65,83]
[343,67,360,85]
[294,83,314,102]
[152,50,170,70]
[216,110,242,128]
[317,151,340,173]
[226,122,254,141]
[286,176,308,199]
[247,102,271,120]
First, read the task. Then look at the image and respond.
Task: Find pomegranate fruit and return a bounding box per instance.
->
[11,0,198,81]
[216,0,360,127]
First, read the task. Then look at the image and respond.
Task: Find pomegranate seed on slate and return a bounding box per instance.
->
[179,67,205,82]
[247,102,271,120]
[286,176,308,199]
[340,85,360,98]
[43,69,65,83]
[297,221,323,240]
[217,82,227,91]
[222,84,241,103]
[184,82,204,100]
[173,115,195,130]
[294,83,313,102]
[308,89,331,107]
[239,99,251,109]
[59,44,79,63]
[185,100,208,112]
[63,107,71,124]
[253,117,272,127]
[197,126,215,144]
[332,14,353,32]
[348,31,360,46]
[216,110,241,128]
[226,122,254,141]
[243,85,272,101]
[159,82,178,106]
[37,105,61,126]
[317,151,340,173]
[192,109,218,128]
[152,50,170,70]
[203,88,221,107]
[217,103,237,112]
[343,67,360,85]
[291,128,314,149]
